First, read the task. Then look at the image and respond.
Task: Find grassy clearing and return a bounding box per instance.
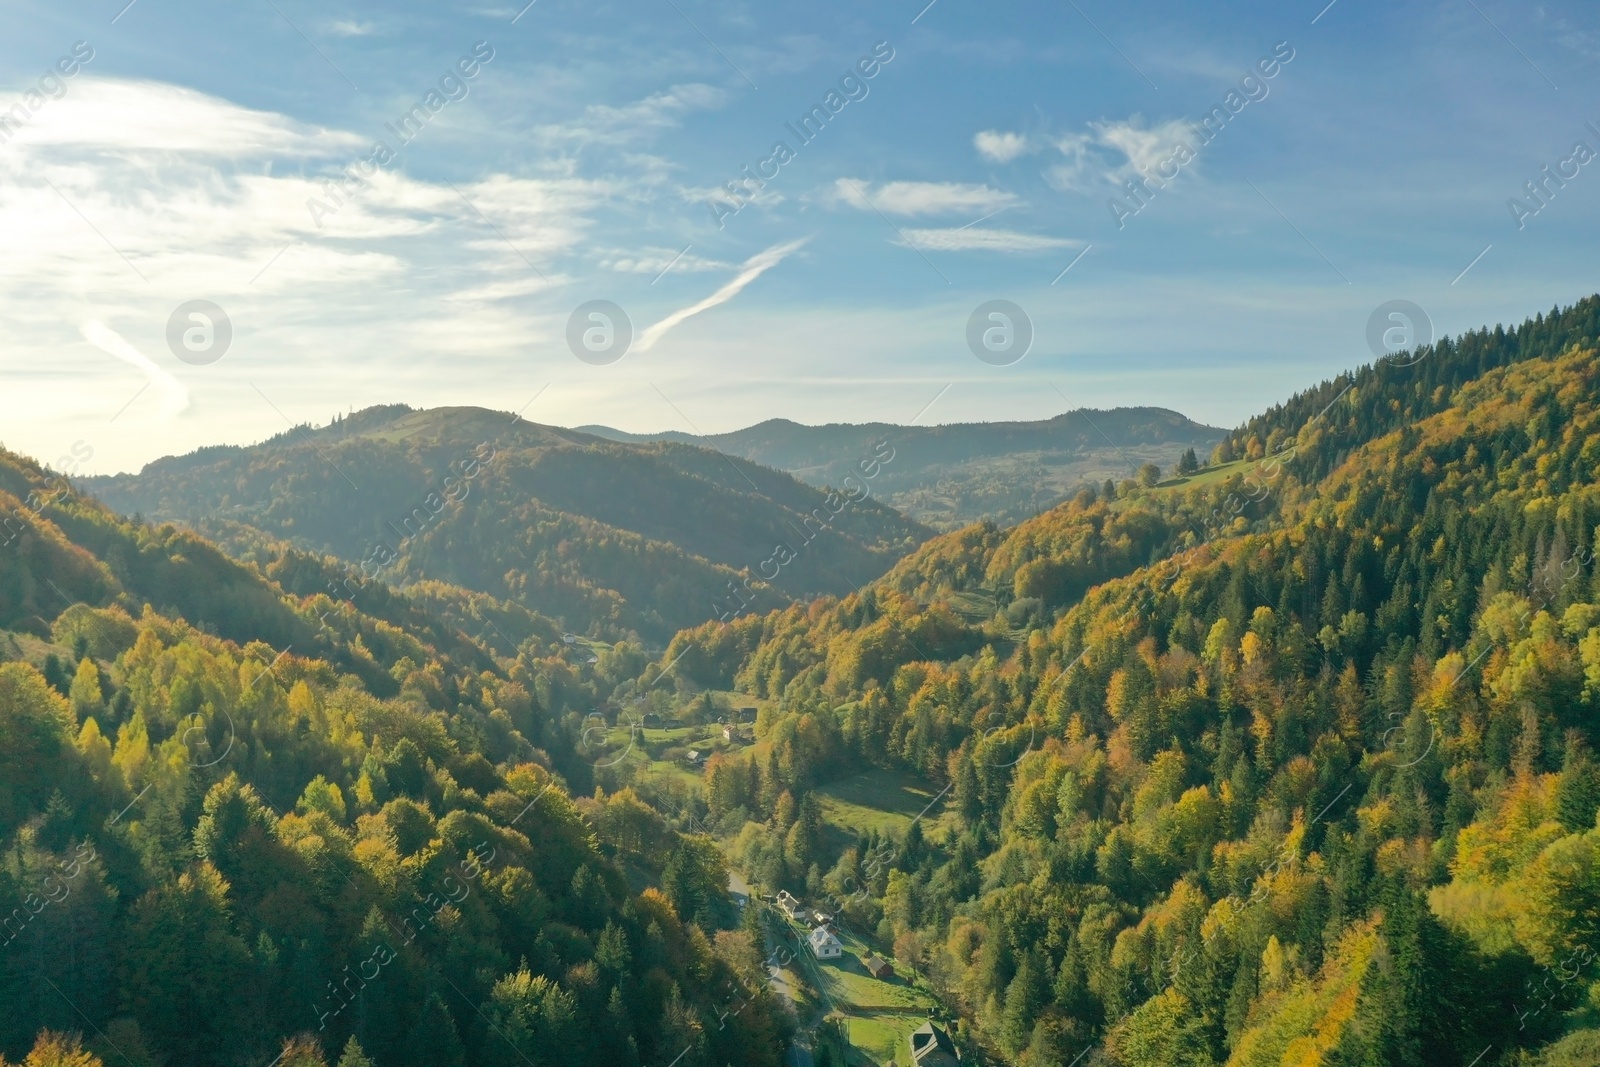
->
[638,724,701,743]
[846,1015,915,1067]
[814,768,956,848]
[0,631,67,666]
[731,769,956,1063]
[707,688,762,713]
[791,928,940,1066]
[558,634,614,662]
[600,722,731,756]
[638,759,704,790]
[941,589,998,625]
[1149,455,1257,494]
[585,721,716,798]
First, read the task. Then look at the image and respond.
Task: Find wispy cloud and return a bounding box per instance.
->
[601,248,732,274]
[828,178,1019,216]
[1045,132,1097,191]
[535,84,728,148]
[897,227,1079,253]
[3,77,364,157]
[439,276,556,304]
[82,320,188,418]
[1092,117,1195,178]
[0,77,602,461]
[1043,118,1198,192]
[635,238,807,353]
[328,20,376,37]
[974,130,1031,163]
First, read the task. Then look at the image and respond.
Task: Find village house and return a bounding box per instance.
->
[776,890,804,920]
[808,926,843,960]
[864,954,894,980]
[909,1021,959,1066]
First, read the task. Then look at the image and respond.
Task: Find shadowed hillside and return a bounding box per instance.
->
[580,406,1226,529]
[84,406,930,643]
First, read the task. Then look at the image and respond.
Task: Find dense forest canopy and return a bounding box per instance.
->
[0,451,790,1067]
[631,297,1600,1066]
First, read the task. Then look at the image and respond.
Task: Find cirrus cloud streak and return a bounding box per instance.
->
[635,238,809,354]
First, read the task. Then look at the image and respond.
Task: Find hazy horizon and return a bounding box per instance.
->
[2,0,1597,473]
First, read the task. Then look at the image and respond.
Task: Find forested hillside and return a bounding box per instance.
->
[633,297,1600,1066]
[83,406,928,643]
[13,298,1600,1067]
[0,448,791,1067]
[581,407,1225,530]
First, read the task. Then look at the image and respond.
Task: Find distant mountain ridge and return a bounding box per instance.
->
[578,407,1226,529]
[81,405,928,642]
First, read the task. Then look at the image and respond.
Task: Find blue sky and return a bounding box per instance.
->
[1,0,1598,472]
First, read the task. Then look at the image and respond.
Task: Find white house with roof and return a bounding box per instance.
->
[808,926,843,960]
[776,890,804,920]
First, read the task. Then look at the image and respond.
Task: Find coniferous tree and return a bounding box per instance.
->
[1556,735,1600,833]
[336,1038,373,1067]
[407,993,465,1067]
